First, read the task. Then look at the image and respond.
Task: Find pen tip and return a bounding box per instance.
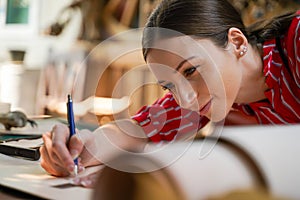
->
[74,165,78,176]
[68,94,71,100]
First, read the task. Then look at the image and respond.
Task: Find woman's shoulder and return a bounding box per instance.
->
[283,11,300,79]
[286,10,300,40]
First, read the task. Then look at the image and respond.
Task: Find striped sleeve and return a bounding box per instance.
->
[282,11,300,119]
[286,11,300,89]
[132,92,209,142]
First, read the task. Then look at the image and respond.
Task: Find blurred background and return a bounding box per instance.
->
[0,0,299,125]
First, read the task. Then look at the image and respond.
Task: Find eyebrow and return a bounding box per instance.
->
[175,56,196,72]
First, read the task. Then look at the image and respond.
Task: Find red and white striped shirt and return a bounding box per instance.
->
[132,13,300,142]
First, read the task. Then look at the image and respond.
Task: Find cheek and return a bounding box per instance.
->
[185,74,210,102]
[210,97,229,122]
[198,64,239,121]
[210,69,241,121]
[222,67,242,101]
[198,68,222,97]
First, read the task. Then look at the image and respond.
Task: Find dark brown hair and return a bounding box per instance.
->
[142,0,296,60]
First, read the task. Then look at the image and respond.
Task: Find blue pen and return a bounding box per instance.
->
[67,94,78,176]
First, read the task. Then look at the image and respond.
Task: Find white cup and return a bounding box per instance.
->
[0,102,11,114]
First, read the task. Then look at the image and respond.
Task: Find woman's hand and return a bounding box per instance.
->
[40,119,147,178]
[40,124,100,177]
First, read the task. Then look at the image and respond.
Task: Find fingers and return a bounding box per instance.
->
[40,141,69,177]
[69,129,100,167]
[51,125,76,171]
[40,124,79,176]
[72,172,99,188]
[42,132,62,167]
[68,134,84,160]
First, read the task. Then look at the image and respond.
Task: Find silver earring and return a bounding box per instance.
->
[239,46,247,56]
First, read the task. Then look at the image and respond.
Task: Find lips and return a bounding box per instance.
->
[199,99,212,116]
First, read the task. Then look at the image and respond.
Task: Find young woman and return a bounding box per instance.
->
[40,0,300,187]
[134,0,300,143]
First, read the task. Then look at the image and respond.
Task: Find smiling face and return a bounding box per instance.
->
[146,36,243,122]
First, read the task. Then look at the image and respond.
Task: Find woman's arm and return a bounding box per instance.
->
[225,109,258,125]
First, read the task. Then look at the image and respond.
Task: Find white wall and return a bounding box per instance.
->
[0,0,82,114]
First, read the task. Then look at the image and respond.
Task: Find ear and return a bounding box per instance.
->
[227,27,249,58]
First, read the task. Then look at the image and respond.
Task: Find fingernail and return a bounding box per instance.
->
[71,177,80,185]
[79,165,85,172]
[67,164,74,172]
[70,150,79,159]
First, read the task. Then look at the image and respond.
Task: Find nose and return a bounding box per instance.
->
[173,83,198,110]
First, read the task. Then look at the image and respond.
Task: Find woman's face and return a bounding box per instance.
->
[146,36,242,122]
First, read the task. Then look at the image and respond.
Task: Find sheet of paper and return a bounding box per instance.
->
[0,153,102,199]
[3,138,43,148]
[1,138,43,148]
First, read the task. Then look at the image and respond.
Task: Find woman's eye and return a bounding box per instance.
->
[183,66,197,77]
[161,86,168,90]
